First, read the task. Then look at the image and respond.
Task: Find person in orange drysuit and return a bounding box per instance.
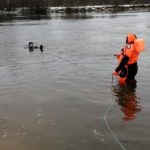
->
[114,33,139,82]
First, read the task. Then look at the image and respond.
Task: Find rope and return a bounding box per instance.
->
[103,77,126,150]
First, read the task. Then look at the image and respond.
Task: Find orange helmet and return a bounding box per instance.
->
[126,33,137,44]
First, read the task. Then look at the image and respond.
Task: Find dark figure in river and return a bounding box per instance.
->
[40,45,43,52]
[28,42,34,52]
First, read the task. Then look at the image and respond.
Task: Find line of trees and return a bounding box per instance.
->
[0,0,150,10]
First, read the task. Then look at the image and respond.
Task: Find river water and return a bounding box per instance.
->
[0,12,150,150]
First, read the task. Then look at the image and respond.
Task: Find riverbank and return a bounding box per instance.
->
[0,4,150,16]
[48,4,150,13]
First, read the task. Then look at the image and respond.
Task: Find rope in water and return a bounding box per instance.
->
[103,75,126,150]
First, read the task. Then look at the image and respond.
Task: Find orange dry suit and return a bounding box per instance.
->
[115,33,140,81]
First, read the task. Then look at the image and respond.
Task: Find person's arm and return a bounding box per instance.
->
[115,55,129,73]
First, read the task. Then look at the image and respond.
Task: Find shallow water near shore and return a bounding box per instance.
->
[0,12,150,150]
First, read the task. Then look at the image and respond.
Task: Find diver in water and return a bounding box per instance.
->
[28,42,44,52]
[40,45,43,52]
[28,42,34,51]
[113,33,144,84]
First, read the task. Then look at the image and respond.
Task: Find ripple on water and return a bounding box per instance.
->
[0,117,25,139]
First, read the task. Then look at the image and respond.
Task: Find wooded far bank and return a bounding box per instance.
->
[0,0,150,11]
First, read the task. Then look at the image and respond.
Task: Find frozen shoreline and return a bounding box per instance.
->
[0,4,150,15]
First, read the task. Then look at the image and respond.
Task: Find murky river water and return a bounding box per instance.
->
[0,12,150,150]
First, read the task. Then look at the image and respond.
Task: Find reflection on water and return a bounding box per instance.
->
[113,81,142,121]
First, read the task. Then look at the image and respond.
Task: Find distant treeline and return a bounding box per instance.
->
[0,0,150,10]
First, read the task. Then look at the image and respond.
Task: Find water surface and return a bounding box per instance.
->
[0,12,150,150]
